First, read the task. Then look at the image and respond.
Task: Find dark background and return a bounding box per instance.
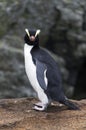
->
[0,0,86,99]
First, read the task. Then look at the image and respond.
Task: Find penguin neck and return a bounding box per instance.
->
[24,43,39,52]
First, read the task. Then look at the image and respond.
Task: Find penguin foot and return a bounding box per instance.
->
[33,102,47,111]
[34,102,44,107]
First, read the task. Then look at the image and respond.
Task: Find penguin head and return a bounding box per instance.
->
[24,29,40,46]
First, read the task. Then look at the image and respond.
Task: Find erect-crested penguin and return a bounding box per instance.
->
[24,29,79,111]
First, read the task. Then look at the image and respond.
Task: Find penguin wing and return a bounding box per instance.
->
[36,60,47,90]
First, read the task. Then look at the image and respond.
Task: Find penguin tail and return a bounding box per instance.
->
[60,98,80,110]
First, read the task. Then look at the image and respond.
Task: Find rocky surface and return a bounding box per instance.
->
[0,98,86,130]
[0,0,86,98]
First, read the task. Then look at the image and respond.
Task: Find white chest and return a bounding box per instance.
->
[24,44,49,104]
[24,44,41,92]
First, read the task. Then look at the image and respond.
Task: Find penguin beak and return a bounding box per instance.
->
[30,29,40,42]
[30,36,35,42]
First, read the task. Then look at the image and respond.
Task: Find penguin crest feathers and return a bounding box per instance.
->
[25,28,41,38]
[25,28,30,38]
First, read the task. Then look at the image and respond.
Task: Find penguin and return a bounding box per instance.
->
[24,28,79,111]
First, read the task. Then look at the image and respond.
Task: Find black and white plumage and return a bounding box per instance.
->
[24,29,79,111]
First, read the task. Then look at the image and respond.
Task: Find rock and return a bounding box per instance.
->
[0,0,86,98]
[0,98,86,130]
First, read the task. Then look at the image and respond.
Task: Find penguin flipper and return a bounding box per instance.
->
[36,60,47,90]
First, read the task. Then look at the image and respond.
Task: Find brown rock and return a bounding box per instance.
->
[0,98,86,130]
